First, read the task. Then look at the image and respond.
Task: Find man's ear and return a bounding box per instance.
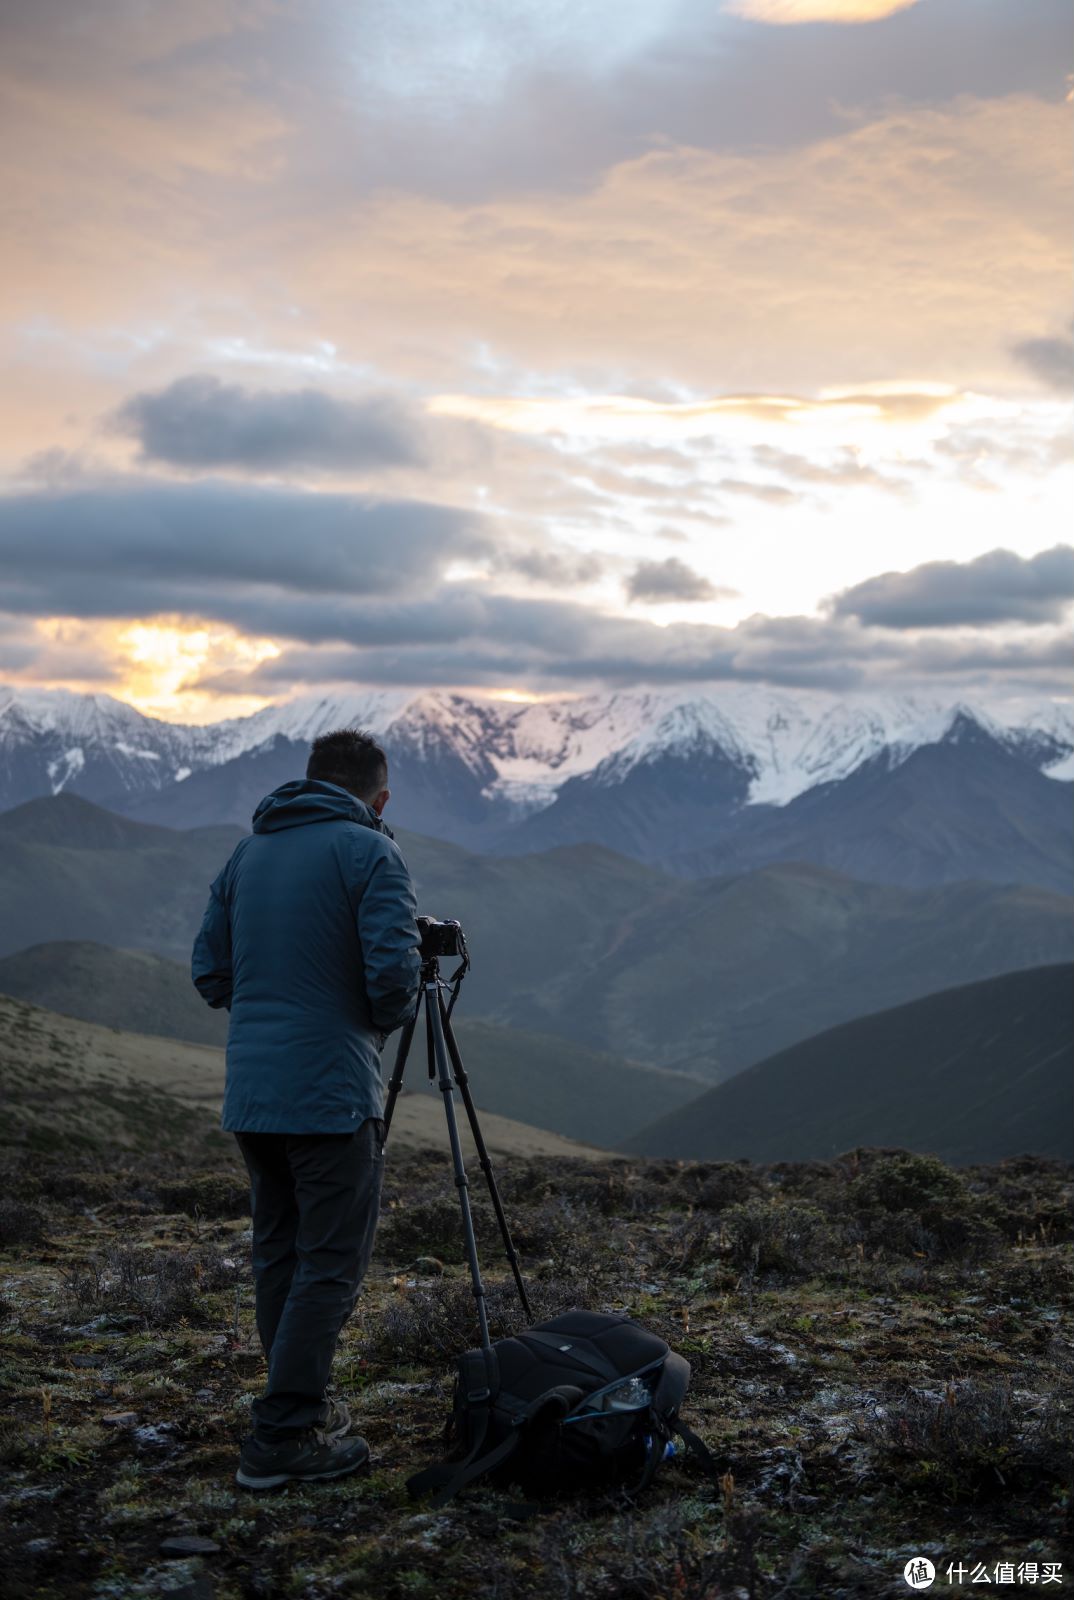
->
[371,787,390,816]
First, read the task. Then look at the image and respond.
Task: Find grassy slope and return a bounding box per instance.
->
[0,941,230,1047]
[623,965,1074,1166]
[0,994,609,1164]
[0,943,703,1146]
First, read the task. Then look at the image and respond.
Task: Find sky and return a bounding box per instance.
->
[0,0,1071,722]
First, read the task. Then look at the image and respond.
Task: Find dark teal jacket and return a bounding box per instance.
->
[191,779,421,1134]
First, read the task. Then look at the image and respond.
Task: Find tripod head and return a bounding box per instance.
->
[416,915,469,1002]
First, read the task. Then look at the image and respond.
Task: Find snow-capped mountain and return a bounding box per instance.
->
[0,683,1071,890]
[0,686,213,811]
[2,681,1072,811]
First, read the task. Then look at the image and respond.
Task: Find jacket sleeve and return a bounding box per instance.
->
[191,863,234,1011]
[356,839,422,1034]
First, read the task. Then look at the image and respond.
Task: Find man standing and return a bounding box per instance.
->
[192,728,421,1490]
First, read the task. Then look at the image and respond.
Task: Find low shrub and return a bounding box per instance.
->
[864,1374,1071,1499]
[720,1198,835,1277]
[360,1275,585,1367]
[378,1197,499,1263]
[0,1198,48,1249]
[62,1244,239,1328]
[154,1172,251,1219]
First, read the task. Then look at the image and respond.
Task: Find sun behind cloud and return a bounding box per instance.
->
[113,621,282,722]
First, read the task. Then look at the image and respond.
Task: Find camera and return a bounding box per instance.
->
[416,916,466,960]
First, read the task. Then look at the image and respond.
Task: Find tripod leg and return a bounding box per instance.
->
[438,989,534,1324]
[382,992,422,1138]
[425,979,493,1353]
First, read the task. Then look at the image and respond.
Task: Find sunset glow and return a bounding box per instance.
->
[0,1,1069,711]
[728,0,921,22]
[115,623,282,722]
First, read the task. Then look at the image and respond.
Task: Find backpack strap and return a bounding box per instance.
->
[406,1346,500,1503]
[409,1385,576,1509]
[623,1425,665,1498]
[670,1416,724,1485]
[423,1425,525,1508]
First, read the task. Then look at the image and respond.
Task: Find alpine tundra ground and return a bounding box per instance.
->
[1,1104,1070,1600]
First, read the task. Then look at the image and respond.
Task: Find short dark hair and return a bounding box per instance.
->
[306,728,388,802]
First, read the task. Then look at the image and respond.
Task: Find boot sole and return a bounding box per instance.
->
[235,1453,369,1491]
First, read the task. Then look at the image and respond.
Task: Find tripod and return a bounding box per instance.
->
[382,953,533,1352]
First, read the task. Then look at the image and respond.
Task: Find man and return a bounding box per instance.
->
[192,728,421,1490]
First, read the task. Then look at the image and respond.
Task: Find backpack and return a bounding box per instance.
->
[406,1309,721,1508]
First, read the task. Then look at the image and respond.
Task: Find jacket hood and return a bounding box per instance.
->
[251,779,394,837]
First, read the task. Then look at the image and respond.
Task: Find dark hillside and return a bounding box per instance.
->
[0,795,244,961]
[624,965,1074,1165]
[0,940,231,1047]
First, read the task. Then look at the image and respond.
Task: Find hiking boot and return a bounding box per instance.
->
[317,1393,353,1442]
[236,1427,370,1490]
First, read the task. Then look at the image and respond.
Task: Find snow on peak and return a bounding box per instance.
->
[0,682,1070,810]
[0,685,155,742]
[46,747,85,793]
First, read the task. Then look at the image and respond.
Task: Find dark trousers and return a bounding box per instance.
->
[234,1119,385,1442]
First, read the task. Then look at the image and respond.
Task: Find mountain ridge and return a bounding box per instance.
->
[2,682,1070,890]
[3,793,1067,1082]
[3,681,1070,807]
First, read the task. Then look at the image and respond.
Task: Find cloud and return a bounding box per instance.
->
[728,0,920,23]
[499,547,605,586]
[113,375,425,473]
[0,6,1070,715]
[2,7,1069,413]
[356,92,1068,395]
[831,545,1074,628]
[1011,333,1074,392]
[1,482,1069,697]
[715,478,796,505]
[0,478,615,672]
[627,558,730,603]
[183,595,872,693]
[0,481,489,602]
[0,614,42,674]
[229,0,1068,202]
[181,594,1072,698]
[749,444,911,495]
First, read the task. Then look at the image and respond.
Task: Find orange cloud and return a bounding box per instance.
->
[728,0,921,22]
[428,384,965,442]
[296,94,1070,398]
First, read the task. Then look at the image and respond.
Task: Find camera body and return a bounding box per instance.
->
[416,915,466,960]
